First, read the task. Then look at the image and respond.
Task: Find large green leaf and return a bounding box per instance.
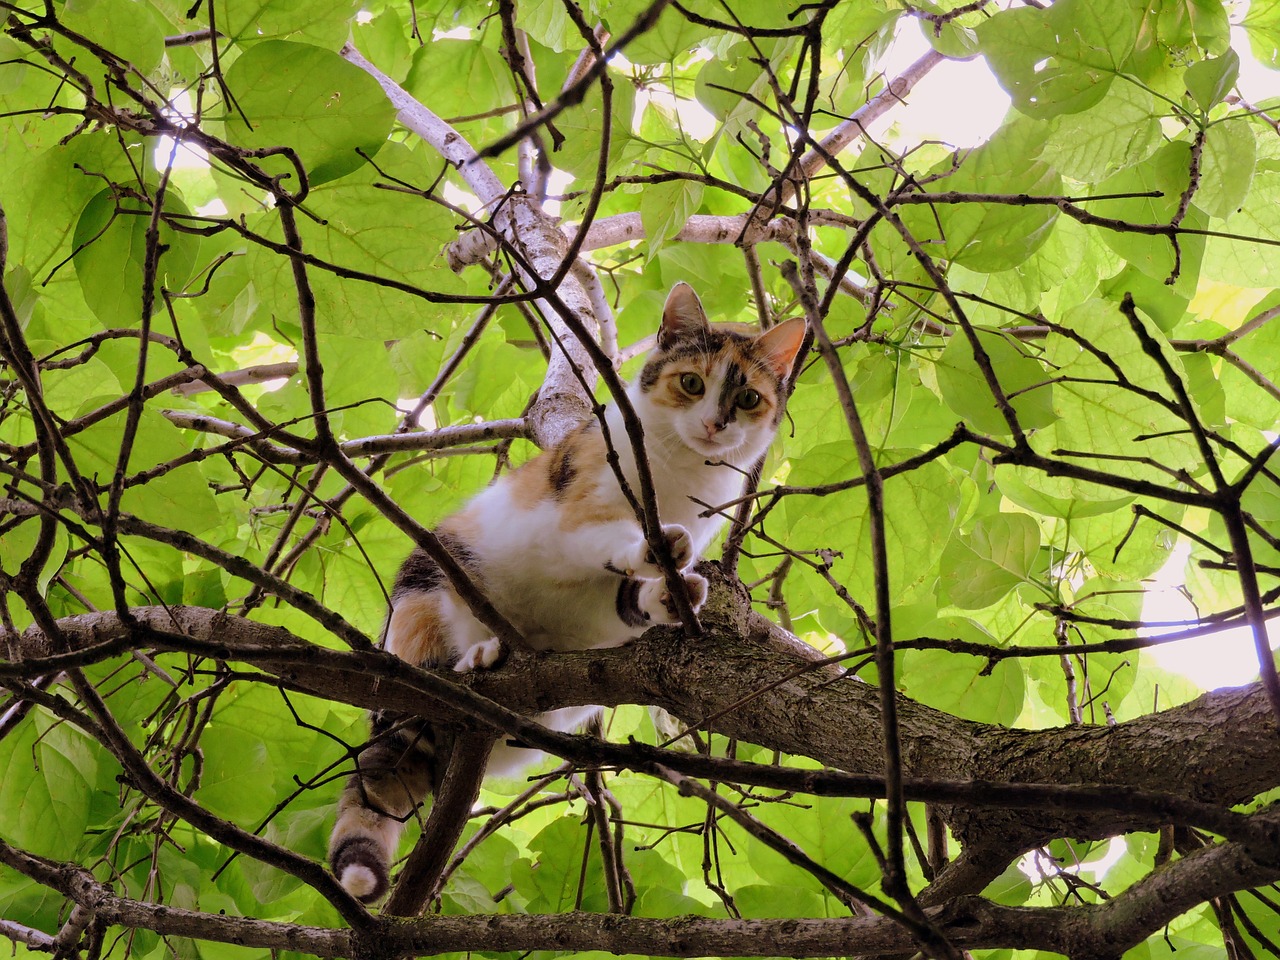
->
[782,449,967,630]
[1039,83,1162,183]
[940,512,1042,610]
[219,0,361,47]
[1089,141,1208,289]
[900,621,1027,726]
[744,792,880,897]
[60,0,166,77]
[0,708,102,859]
[403,37,515,124]
[1040,299,1200,484]
[933,329,1057,437]
[1203,172,1280,286]
[224,40,396,187]
[1243,0,1280,67]
[511,817,609,912]
[72,187,199,328]
[66,408,222,534]
[245,146,469,340]
[1198,119,1256,220]
[978,0,1142,118]
[904,120,1061,273]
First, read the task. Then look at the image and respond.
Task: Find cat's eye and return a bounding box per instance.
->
[737,388,762,410]
[679,373,705,396]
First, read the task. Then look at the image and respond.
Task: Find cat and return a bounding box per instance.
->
[328,282,805,903]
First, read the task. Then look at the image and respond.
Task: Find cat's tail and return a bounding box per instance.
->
[328,712,443,902]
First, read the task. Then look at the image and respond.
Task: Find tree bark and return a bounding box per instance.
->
[8,566,1278,872]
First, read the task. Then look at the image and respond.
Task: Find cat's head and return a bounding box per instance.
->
[633,283,806,466]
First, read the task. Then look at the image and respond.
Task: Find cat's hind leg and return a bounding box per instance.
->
[385,588,502,673]
[436,589,503,672]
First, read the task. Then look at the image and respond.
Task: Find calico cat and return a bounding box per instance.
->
[329,282,805,902]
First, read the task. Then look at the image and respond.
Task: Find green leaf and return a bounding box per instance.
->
[511,818,608,912]
[733,884,827,919]
[1041,298,1200,483]
[1185,50,1240,113]
[306,334,400,439]
[403,38,515,125]
[695,42,765,120]
[782,451,966,630]
[996,464,1134,520]
[37,351,123,419]
[899,619,1026,725]
[0,708,101,858]
[1039,83,1162,183]
[551,77,637,183]
[0,35,26,95]
[1184,0,1232,54]
[66,409,222,534]
[933,330,1056,437]
[389,328,447,396]
[1244,0,1280,68]
[611,1,708,64]
[940,512,1041,610]
[1203,172,1280,286]
[1072,506,1179,581]
[520,1,575,51]
[906,120,1061,273]
[220,0,360,47]
[61,0,165,78]
[1089,141,1208,289]
[246,145,468,340]
[981,860,1033,906]
[978,0,1141,118]
[640,177,703,255]
[1198,119,1256,219]
[72,188,198,327]
[744,794,879,895]
[224,40,396,186]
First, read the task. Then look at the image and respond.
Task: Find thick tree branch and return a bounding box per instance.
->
[7,581,1278,862]
[3,824,1277,959]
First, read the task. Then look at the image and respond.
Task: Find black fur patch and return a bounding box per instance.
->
[391,532,478,598]
[615,577,650,628]
[549,445,576,499]
[331,835,389,903]
[637,356,667,393]
[392,550,442,595]
[715,360,746,427]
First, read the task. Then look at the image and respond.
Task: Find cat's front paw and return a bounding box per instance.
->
[618,524,696,578]
[453,638,503,673]
[637,572,709,625]
[647,524,695,570]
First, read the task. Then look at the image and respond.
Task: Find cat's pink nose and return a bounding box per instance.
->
[702,419,720,438]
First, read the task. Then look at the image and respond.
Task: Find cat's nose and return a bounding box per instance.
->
[702,418,721,438]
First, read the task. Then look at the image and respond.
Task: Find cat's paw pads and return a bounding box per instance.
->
[644,524,695,570]
[638,572,709,625]
[453,638,503,673]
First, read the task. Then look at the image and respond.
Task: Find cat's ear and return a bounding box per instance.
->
[756,317,807,379]
[659,282,709,348]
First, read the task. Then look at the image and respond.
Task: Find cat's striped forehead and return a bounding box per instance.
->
[637,326,785,393]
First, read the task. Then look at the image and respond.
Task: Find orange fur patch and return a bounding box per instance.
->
[506,455,550,510]
[384,592,447,666]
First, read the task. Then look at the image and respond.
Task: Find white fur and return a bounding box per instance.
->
[339,864,379,899]
[436,380,753,666]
